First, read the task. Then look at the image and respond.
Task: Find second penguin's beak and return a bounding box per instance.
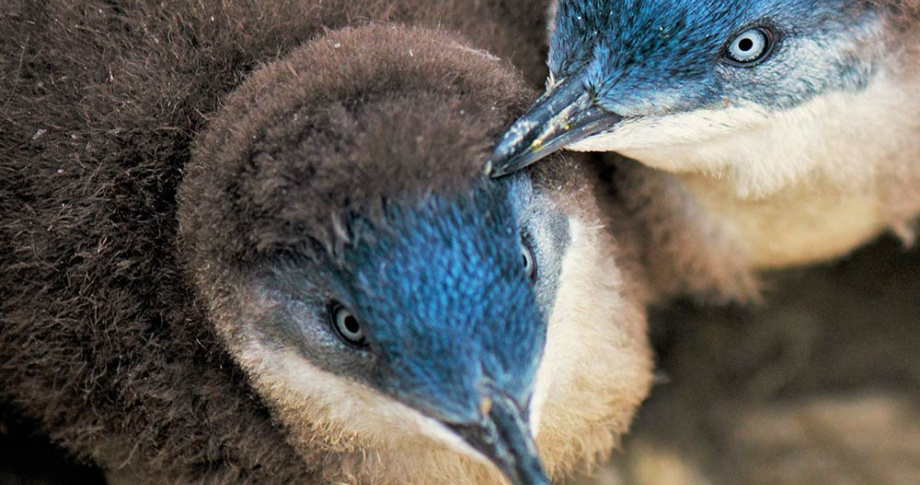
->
[489,78,622,177]
[447,392,550,485]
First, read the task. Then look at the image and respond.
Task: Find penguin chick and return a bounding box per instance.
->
[0,4,652,484]
[492,0,920,274]
[180,25,653,485]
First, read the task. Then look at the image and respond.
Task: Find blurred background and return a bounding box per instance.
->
[576,235,920,485]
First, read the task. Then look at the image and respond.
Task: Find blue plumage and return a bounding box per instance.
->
[550,0,879,113]
[343,177,544,423]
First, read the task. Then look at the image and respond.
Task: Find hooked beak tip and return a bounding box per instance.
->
[489,78,622,179]
[447,393,550,485]
[488,134,550,179]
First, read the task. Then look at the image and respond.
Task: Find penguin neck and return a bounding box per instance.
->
[623,72,920,269]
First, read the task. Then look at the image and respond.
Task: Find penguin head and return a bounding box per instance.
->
[179,24,651,485]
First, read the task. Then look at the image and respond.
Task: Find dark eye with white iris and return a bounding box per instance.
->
[521,240,536,280]
[724,27,774,66]
[330,303,367,347]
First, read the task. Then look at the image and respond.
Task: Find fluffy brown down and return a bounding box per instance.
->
[0,1,560,483]
[182,26,537,267]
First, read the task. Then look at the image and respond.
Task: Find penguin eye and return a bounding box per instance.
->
[724,27,774,66]
[330,303,367,347]
[521,240,537,280]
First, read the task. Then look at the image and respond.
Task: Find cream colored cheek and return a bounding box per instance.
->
[530,216,652,474]
[231,337,494,464]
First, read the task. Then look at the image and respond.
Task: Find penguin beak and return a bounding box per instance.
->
[447,392,550,485]
[489,78,622,177]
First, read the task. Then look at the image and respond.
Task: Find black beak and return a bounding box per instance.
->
[447,393,550,485]
[488,78,622,178]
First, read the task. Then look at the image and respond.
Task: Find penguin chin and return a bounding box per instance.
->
[574,72,920,200]
[565,104,772,174]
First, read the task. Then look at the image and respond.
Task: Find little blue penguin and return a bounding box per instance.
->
[0,2,652,484]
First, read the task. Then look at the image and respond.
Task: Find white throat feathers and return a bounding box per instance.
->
[572,71,920,268]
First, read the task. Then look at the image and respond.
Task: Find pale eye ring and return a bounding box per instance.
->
[724,27,774,66]
[521,241,537,280]
[330,304,367,347]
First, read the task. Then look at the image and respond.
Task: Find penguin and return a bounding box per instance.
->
[490,0,920,294]
[1,2,654,483]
